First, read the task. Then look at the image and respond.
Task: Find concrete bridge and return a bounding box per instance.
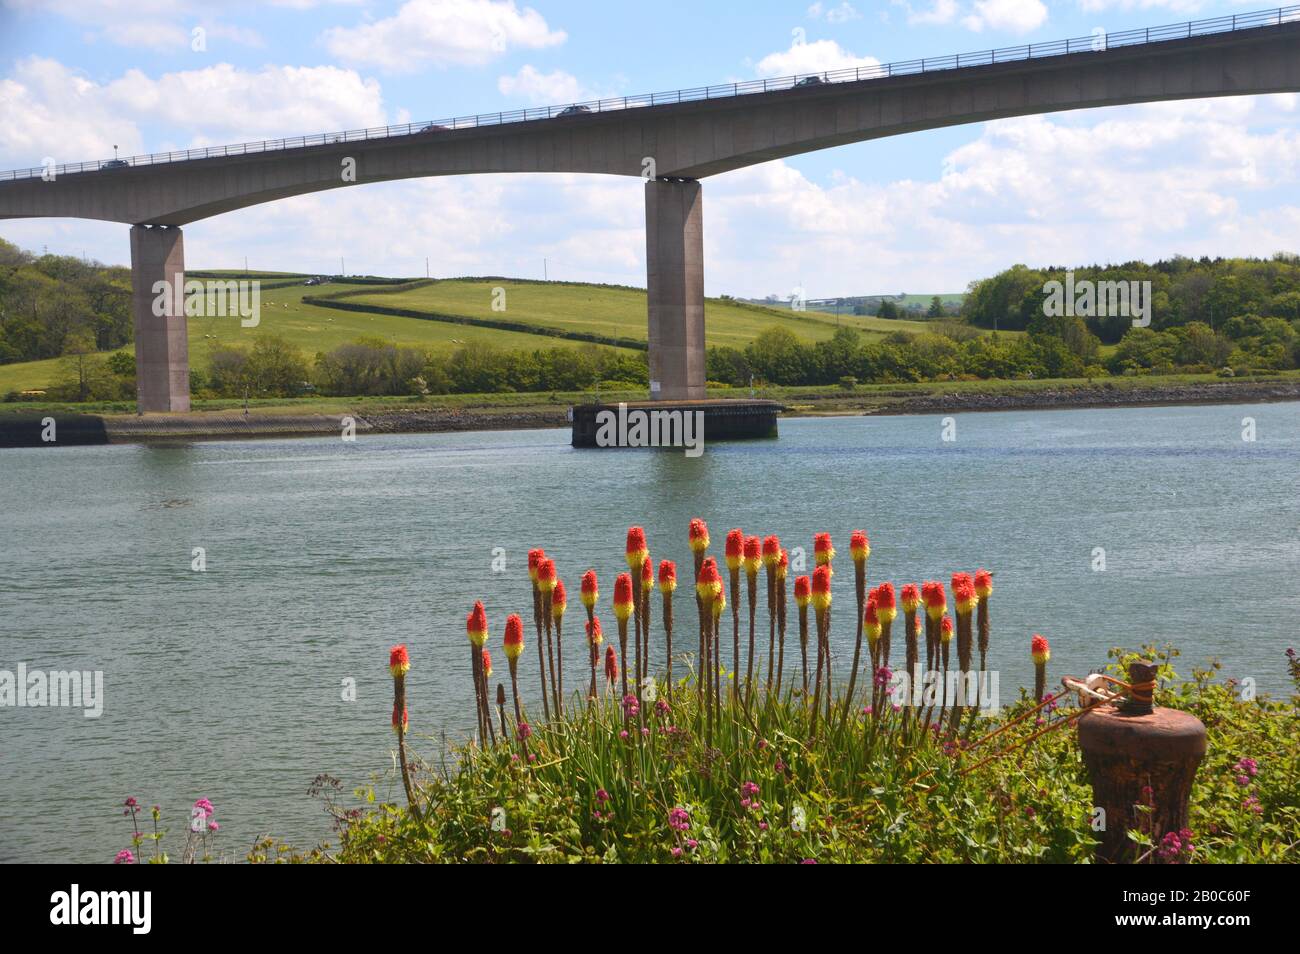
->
[3,7,1300,411]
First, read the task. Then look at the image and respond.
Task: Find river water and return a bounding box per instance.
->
[2,402,1298,863]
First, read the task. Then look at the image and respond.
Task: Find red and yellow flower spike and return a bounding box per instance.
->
[974,569,992,599]
[537,558,557,593]
[1031,633,1051,665]
[625,526,648,570]
[794,575,812,608]
[580,569,599,609]
[658,560,677,593]
[713,578,726,618]
[527,548,546,582]
[552,579,567,619]
[875,582,897,626]
[776,549,789,581]
[762,535,781,568]
[503,613,525,661]
[613,573,635,621]
[391,703,408,734]
[951,572,977,615]
[850,530,870,565]
[814,532,835,566]
[940,615,954,644]
[587,616,603,647]
[900,583,921,614]
[864,594,882,647]
[604,645,618,684]
[742,535,762,577]
[466,601,488,647]
[696,557,722,604]
[922,581,947,622]
[389,644,410,679]
[724,529,744,572]
[482,648,493,679]
[641,553,655,592]
[688,518,710,553]
[811,564,832,612]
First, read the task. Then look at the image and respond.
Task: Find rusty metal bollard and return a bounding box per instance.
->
[1076,661,1207,864]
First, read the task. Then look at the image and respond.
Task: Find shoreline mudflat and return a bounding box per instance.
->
[1,378,1297,447]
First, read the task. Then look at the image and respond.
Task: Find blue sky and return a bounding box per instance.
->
[2,0,1298,298]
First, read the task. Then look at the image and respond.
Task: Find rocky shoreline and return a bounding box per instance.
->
[1,379,1296,447]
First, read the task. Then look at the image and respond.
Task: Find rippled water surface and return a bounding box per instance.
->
[2,402,1298,862]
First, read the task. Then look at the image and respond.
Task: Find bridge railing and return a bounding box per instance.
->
[3,4,1298,182]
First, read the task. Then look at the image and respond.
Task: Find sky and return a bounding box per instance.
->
[1,0,1298,299]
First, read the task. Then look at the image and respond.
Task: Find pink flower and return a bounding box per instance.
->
[668,807,691,832]
[596,789,611,804]
[208,821,220,832]
[114,849,135,864]
[517,721,532,740]
[193,797,214,819]
[671,847,683,858]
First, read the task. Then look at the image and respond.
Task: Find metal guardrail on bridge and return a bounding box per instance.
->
[2,5,1298,182]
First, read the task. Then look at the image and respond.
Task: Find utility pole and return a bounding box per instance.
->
[340,256,345,277]
[544,259,548,282]
[425,257,430,279]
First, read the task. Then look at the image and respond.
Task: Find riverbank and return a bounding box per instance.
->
[2,373,1297,446]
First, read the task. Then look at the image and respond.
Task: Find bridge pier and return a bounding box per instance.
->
[645,179,705,401]
[130,224,190,413]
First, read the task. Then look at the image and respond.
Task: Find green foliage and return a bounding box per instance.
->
[317,650,1299,864]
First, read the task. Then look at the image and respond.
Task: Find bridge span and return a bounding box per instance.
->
[2,7,1299,411]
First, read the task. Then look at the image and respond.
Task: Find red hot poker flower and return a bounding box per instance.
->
[696,558,723,603]
[762,535,781,567]
[864,594,881,643]
[389,645,410,679]
[641,554,655,591]
[552,579,568,618]
[940,616,954,643]
[527,549,546,582]
[580,569,599,609]
[1031,634,1051,665]
[811,565,832,612]
[587,617,604,647]
[713,578,726,617]
[850,530,870,564]
[503,614,525,661]
[776,549,789,580]
[613,573,635,621]
[725,529,745,571]
[688,518,710,553]
[604,645,618,683]
[392,703,408,734]
[658,560,677,593]
[814,533,835,566]
[743,536,762,576]
[875,582,897,624]
[974,569,993,599]
[794,575,812,608]
[466,601,488,647]
[625,526,648,570]
[537,558,557,593]
[900,583,921,613]
[923,582,947,622]
[482,649,493,679]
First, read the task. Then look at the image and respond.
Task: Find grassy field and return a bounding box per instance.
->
[0,277,953,394]
[327,280,940,348]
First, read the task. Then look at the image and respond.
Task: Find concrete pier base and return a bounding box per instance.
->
[570,399,780,448]
[130,225,189,413]
[645,179,705,401]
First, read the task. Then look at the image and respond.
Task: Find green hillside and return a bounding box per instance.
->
[1,276,945,393]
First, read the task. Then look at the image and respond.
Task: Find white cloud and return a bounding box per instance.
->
[0,56,389,168]
[2,0,265,50]
[497,66,593,105]
[962,0,1048,33]
[894,0,1047,32]
[807,2,863,23]
[755,39,880,77]
[320,0,566,72]
[1077,0,1208,13]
